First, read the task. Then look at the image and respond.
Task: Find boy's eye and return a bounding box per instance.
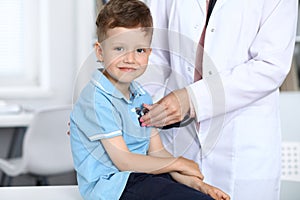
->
[136,48,146,53]
[114,47,124,51]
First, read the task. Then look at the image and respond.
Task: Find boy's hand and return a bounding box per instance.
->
[170,172,230,200]
[199,182,230,200]
[170,172,203,191]
[176,157,204,180]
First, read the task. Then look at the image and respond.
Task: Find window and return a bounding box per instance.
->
[0,0,49,97]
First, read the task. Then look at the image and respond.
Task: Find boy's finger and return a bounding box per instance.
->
[207,189,218,200]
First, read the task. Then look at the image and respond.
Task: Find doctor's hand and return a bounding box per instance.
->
[140,88,190,127]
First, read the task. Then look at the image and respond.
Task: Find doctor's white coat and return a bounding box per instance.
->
[139,0,298,199]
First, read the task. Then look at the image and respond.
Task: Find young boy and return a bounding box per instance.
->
[70,0,230,199]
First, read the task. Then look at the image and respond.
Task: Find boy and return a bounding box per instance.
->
[70,0,229,199]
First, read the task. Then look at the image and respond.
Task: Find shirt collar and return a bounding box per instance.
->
[90,69,146,102]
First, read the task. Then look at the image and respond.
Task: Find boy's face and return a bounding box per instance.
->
[96,27,152,85]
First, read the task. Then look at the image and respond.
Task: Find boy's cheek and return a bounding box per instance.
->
[104,55,122,66]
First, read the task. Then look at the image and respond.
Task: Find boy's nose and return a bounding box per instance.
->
[123,51,135,63]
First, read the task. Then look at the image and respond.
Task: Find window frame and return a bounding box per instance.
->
[0,0,51,98]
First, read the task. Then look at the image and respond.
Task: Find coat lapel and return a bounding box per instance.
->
[196,0,230,16]
[196,0,207,15]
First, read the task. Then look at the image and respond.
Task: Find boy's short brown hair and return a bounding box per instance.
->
[96,0,153,42]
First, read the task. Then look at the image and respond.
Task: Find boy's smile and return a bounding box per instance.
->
[118,67,137,72]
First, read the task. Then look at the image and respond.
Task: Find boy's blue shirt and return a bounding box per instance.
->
[70,69,153,200]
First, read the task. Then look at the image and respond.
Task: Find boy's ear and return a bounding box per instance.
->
[95,42,104,62]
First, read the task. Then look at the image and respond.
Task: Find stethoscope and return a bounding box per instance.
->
[135,107,194,129]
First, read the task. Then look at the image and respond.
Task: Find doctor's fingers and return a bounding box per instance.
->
[141,104,183,127]
[144,111,182,127]
[162,88,191,120]
[149,114,184,127]
[140,104,167,126]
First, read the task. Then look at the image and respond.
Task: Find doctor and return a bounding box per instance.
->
[139,0,298,199]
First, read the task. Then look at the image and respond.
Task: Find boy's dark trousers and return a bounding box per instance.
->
[119,173,213,200]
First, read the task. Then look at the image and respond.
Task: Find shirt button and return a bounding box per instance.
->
[210,28,215,32]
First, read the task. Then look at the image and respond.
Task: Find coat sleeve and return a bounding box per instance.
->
[187,0,298,122]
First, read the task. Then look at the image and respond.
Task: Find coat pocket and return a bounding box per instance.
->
[234,115,281,179]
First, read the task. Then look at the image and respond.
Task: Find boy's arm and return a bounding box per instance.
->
[148,128,203,180]
[100,128,202,178]
[148,129,230,199]
[147,128,174,158]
